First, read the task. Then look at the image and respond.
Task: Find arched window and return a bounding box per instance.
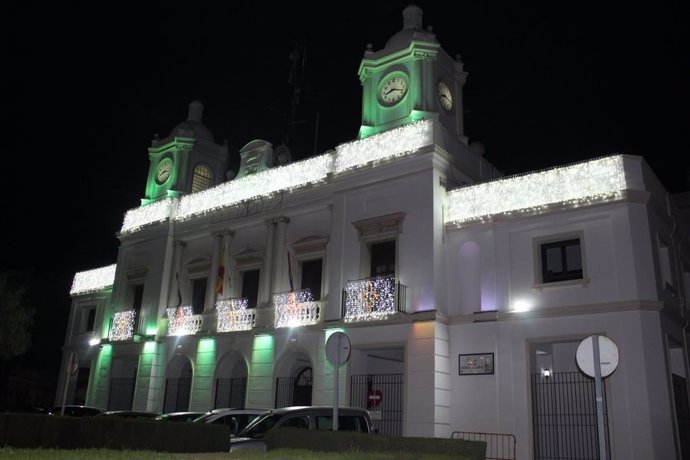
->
[191,164,212,193]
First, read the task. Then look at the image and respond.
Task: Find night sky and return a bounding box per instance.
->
[2,2,689,384]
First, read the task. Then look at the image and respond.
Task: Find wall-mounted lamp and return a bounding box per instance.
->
[542,368,552,379]
[88,337,101,347]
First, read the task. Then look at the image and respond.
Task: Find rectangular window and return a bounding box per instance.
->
[192,278,207,315]
[300,259,323,300]
[132,284,144,314]
[541,238,583,283]
[83,306,96,332]
[370,240,396,277]
[241,269,260,308]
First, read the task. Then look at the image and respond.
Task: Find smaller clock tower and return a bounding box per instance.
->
[142,100,229,205]
[358,5,468,142]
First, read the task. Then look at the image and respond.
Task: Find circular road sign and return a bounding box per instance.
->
[576,335,619,378]
[326,331,351,365]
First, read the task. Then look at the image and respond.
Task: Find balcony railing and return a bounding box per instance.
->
[216,298,255,332]
[166,306,203,336]
[342,274,406,322]
[109,309,137,341]
[273,289,321,328]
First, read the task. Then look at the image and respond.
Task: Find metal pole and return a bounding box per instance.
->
[593,336,607,459]
[333,333,340,431]
[60,352,75,416]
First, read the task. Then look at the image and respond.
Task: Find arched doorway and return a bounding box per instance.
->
[163,354,192,413]
[293,367,312,406]
[214,354,248,408]
[274,350,312,408]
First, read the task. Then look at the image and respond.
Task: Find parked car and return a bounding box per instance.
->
[154,411,206,422]
[229,406,375,452]
[96,410,159,419]
[50,405,104,417]
[193,408,265,435]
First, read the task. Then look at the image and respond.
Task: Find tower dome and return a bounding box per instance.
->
[169,100,214,142]
[384,4,437,51]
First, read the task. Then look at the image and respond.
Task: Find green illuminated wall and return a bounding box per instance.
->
[246,334,275,408]
[132,341,167,412]
[190,338,217,411]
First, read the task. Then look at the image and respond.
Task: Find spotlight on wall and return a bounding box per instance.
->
[88,337,101,347]
[542,368,552,379]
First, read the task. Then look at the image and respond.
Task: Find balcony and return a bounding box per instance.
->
[108,309,137,341]
[342,274,406,322]
[166,306,203,336]
[273,289,321,328]
[216,298,255,332]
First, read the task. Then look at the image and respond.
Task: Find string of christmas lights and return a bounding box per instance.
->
[446,155,630,226]
[109,310,136,341]
[121,198,175,234]
[166,306,201,336]
[273,289,320,328]
[343,275,397,322]
[216,298,254,332]
[70,264,117,295]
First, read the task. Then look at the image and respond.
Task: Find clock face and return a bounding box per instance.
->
[156,158,173,184]
[379,75,409,106]
[437,81,454,111]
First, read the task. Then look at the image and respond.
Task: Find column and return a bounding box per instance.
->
[259,219,277,307]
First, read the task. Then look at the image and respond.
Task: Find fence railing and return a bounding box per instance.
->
[451,431,516,460]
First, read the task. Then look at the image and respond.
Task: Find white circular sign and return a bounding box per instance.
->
[325,332,351,365]
[576,335,619,378]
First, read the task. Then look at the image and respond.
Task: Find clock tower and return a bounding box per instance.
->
[358,5,467,141]
[142,100,229,205]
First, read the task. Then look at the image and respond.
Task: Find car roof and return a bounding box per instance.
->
[267,406,368,415]
[205,407,265,414]
[97,410,159,417]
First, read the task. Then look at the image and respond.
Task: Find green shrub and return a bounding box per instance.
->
[264,428,486,459]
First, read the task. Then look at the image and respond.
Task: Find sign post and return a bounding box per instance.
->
[576,335,619,460]
[325,331,351,431]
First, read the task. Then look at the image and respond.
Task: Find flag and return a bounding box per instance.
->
[287,250,294,292]
[216,242,226,296]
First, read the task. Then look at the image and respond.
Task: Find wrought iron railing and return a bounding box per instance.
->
[108,309,137,341]
[273,289,321,328]
[216,298,255,332]
[166,306,202,336]
[341,275,406,322]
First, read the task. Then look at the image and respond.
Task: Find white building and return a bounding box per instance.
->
[59,6,690,459]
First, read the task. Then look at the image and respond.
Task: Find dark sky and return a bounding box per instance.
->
[2,1,689,379]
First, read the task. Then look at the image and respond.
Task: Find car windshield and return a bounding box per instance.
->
[192,413,214,423]
[239,413,282,438]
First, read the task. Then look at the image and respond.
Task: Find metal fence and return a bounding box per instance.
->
[350,373,404,436]
[275,371,312,408]
[531,371,610,459]
[215,377,247,408]
[451,431,516,460]
[163,377,191,413]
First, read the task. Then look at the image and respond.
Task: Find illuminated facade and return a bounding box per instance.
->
[59,6,690,459]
